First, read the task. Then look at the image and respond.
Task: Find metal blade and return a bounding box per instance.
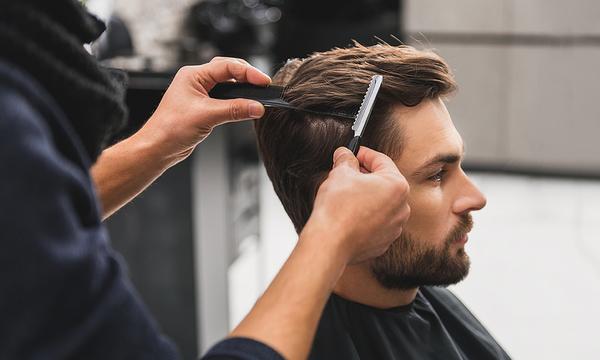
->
[351,75,383,136]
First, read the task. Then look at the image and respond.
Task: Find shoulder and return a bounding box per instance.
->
[0,59,91,168]
[421,286,505,344]
[420,285,485,322]
[0,59,59,127]
[420,286,466,308]
[0,58,101,227]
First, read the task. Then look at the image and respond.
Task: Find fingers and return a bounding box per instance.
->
[332,147,360,171]
[201,98,265,127]
[357,146,410,199]
[190,58,271,90]
[356,146,401,175]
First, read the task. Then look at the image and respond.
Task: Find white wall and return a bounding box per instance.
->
[451,173,600,359]
[405,0,600,174]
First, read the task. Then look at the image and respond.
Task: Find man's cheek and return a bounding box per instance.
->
[403,210,438,238]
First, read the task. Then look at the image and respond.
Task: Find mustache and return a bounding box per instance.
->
[447,213,474,244]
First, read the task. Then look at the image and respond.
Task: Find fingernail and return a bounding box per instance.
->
[249,102,264,118]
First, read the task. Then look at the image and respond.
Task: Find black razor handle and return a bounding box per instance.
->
[348,136,361,155]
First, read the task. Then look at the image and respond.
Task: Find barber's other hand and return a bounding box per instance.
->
[136,57,271,165]
[303,146,411,265]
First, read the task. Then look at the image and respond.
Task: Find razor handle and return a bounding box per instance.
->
[347,136,361,156]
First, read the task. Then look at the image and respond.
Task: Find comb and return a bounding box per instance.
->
[209,82,356,120]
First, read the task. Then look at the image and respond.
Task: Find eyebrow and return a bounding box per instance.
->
[411,148,465,178]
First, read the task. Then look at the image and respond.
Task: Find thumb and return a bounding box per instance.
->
[332,147,360,171]
[203,98,265,127]
[356,146,401,176]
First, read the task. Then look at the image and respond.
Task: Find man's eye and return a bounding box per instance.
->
[428,169,447,182]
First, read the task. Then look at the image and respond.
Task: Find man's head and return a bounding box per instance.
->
[255,43,486,290]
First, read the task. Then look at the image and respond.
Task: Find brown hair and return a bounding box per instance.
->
[255,43,456,233]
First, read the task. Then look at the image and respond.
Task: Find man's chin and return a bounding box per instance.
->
[371,253,471,290]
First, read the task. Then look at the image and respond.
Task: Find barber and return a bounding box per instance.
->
[0,1,410,359]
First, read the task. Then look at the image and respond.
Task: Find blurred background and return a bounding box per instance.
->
[85,0,600,358]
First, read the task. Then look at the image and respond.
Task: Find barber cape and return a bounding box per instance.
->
[309,286,511,360]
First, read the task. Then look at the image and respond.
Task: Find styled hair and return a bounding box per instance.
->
[255,43,457,233]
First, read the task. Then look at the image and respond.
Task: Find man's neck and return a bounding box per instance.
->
[333,263,418,309]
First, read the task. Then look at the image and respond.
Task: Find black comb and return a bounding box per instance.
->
[209,82,355,120]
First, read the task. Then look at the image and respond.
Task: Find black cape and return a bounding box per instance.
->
[309,286,511,360]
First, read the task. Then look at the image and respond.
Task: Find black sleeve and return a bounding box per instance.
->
[0,81,178,358]
[202,338,285,360]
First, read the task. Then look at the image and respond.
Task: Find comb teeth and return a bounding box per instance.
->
[352,78,377,131]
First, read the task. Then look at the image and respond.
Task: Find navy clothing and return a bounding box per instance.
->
[0,60,282,360]
[309,287,511,360]
[0,58,178,359]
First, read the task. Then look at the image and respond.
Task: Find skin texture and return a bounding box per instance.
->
[334,98,487,309]
[90,57,411,359]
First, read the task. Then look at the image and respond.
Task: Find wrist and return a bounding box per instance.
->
[132,119,187,169]
[124,126,175,171]
[298,221,352,283]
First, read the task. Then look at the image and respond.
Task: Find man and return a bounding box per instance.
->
[255,43,511,359]
[0,1,411,359]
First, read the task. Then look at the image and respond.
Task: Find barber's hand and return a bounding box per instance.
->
[137,57,271,165]
[302,146,411,265]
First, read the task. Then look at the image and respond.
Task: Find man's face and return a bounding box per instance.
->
[370,99,487,290]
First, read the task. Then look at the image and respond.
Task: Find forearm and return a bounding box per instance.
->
[230,227,348,360]
[91,131,173,220]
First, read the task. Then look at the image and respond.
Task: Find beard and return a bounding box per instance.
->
[370,213,474,290]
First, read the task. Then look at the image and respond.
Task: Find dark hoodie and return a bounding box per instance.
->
[0,0,281,359]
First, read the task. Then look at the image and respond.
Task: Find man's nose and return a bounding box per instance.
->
[452,172,487,214]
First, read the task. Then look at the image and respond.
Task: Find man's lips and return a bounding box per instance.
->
[455,234,468,245]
